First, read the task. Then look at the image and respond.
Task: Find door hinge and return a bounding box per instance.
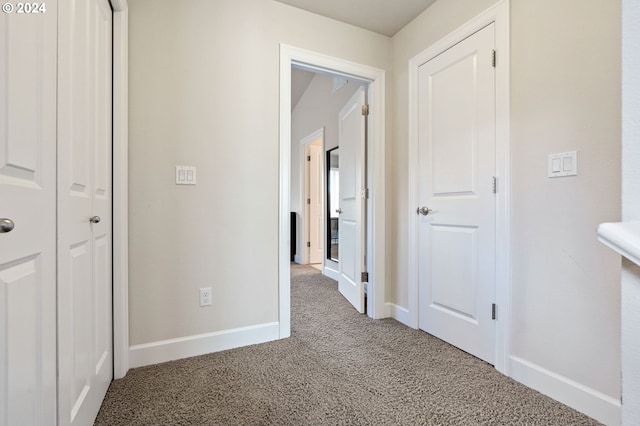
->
[361,271,369,283]
[492,176,497,194]
[307,241,311,248]
[362,104,369,116]
[307,198,311,204]
[362,188,369,199]
[492,50,496,67]
[491,303,497,320]
[307,155,311,161]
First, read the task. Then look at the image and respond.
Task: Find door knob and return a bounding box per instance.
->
[417,206,432,216]
[336,208,343,214]
[0,218,15,233]
[90,216,101,224]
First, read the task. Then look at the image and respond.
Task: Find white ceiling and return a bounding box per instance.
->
[274,0,438,37]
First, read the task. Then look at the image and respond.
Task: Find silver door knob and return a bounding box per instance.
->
[0,218,15,233]
[417,206,432,216]
[336,208,343,214]
[90,216,101,224]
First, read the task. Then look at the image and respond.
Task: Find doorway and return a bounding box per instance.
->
[279,45,387,338]
[407,2,511,373]
[297,128,325,268]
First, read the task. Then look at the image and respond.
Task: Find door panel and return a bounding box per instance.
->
[418,24,496,364]
[338,87,366,313]
[58,0,113,424]
[0,4,58,424]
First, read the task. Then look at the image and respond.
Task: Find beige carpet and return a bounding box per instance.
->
[95,265,600,425]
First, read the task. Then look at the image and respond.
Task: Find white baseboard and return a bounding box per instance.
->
[386,303,412,327]
[509,356,621,426]
[294,255,302,264]
[323,265,339,281]
[129,322,280,369]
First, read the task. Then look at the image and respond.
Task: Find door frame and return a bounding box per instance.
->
[407,0,511,374]
[110,0,129,379]
[279,44,387,337]
[297,128,325,265]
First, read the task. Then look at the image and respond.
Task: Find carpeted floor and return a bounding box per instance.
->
[95,265,601,425]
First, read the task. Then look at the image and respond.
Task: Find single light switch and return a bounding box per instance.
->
[563,156,573,172]
[551,158,561,173]
[176,166,197,185]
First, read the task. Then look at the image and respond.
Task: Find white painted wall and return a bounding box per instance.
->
[127,0,390,353]
[291,74,362,262]
[622,0,640,222]
[390,0,621,422]
[621,0,640,423]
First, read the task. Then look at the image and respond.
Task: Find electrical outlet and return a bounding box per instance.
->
[199,287,212,307]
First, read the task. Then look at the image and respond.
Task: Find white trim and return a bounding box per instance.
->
[129,323,280,369]
[386,303,411,326]
[280,44,387,339]
[110,0,129,380]
[510,356,621,425]
[323,264,339,281]
[298,128,325,266]
[407,0,511,373]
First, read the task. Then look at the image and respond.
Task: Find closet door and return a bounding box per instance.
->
[0,3,58,425]
[57,0,113,424]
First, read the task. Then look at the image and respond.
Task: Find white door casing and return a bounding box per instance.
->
[280,45,387,337]
[57,0,113,424]
[417,24,496,364]
[308,142,324,264]
[338,87,367,313]
[0,4,58,424]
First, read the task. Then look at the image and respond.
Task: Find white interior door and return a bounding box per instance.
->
[57,0,113,424]
[0,5,58,424]
[308,142,324,264]
[418,24,497,364]
[338,87,366,313]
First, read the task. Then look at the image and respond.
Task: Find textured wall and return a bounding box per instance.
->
[621,0,640,423]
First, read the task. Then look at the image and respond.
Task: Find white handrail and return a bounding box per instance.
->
[597,221,640,266]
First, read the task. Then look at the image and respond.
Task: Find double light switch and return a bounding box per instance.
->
[548,151,577,178]
[176,166,197,185]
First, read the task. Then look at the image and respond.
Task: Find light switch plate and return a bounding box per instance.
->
[176,166,197,185]
[548,151,577,178]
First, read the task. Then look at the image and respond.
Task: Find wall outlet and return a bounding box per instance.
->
[199,287,212,307]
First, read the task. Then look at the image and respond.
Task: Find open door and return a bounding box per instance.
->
[337,87,366,313]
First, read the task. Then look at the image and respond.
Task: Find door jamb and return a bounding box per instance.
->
[407,0,511,374]
[279,45,387,338]
[298,128,325,266]
[111,0,129,379]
